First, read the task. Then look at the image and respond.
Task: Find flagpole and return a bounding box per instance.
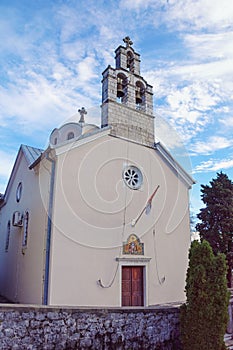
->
[131,185,160,227]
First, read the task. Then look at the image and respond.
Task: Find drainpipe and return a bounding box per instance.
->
[43,150,56,305]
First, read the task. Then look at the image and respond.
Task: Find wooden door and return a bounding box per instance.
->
[122,266,144,306]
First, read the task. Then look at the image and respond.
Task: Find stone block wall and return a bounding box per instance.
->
[0,304,181,349]
[101,101,155,147]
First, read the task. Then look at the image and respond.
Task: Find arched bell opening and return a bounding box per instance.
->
[117,73,127,103]
[126,51,134,73]
[135,81,145,109]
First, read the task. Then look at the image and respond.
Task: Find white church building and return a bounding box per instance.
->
[0,38,194,306]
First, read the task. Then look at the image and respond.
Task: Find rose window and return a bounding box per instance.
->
[123,166,143,190]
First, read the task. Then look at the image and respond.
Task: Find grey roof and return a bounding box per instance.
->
[0,145,44,202]
[21,145,44,167]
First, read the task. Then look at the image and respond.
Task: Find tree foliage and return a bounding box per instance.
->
[180,240,230,350]
[196,172,233,285]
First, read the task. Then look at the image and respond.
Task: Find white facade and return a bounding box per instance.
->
[0,38,194,306]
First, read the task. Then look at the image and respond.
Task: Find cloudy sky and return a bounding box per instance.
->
[1,0,233,222]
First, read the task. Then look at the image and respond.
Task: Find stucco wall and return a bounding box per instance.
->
[0,130,192,307]
[0,304,181,349]
[49,133,191,306]
[0,152,50,304]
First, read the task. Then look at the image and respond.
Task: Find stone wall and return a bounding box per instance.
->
[0,304,181,349]
[101,101,155,147]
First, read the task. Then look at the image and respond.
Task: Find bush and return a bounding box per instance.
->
[180,240,230,350]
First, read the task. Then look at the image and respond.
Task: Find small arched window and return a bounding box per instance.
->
[54,137,57,145]
[127,51,134,72]
[16,182,22,203]
[5,221,10,252]
[67,132,74,140]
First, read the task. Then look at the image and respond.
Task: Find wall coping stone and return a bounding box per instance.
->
[0,302,182,313]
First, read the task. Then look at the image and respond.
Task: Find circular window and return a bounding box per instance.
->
[123,166,143,190]
[16,182,22,202]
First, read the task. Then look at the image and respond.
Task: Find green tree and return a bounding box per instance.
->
[196,172,233,286]
[180,240,230,350]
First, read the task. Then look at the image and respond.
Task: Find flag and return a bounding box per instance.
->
[145,185,160,215]
[131,185,160,227]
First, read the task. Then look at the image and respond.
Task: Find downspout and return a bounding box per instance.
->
[43,150,56,305]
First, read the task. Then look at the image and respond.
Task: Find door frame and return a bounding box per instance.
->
[116,257,151,307]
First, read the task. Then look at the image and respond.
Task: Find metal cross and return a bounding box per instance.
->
[78,107,87,123]
[123,36,133,47]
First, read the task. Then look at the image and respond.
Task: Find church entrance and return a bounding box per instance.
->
[122,266,144,306]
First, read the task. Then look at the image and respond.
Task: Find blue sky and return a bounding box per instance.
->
[1,0,233,222]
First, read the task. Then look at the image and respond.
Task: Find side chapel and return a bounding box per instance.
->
[0,38,194,306]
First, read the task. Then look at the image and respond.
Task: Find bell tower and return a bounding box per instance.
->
[101,37,154,147]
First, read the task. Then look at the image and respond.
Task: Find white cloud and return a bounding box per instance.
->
[76,56,99,82]
[55,5,88,44]
[220,115,233,127]
[153,59,233,84]
[184,32,233,60]
[0,17,32,58]
[165,0,233,31]
[117,0,233,33]
[0,3,110,142]
[51,62,73,82]
[141,2,233,141]
[167,82,220,115]
[155,113,185,149]
[194,158,233,173]
[0,68,97,133]
[191,136,233,155]
[145,44,233,144]
[149,77,223,144]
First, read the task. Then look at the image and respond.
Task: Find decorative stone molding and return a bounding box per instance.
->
[116,257,151,263]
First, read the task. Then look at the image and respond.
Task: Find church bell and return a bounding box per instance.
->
[135,87,142,104]
[117,77,124,98]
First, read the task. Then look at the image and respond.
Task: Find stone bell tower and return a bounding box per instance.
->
[101,37,154,147]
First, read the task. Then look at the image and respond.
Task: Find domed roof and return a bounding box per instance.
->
[49,109,100,147]
[81,123,100,135]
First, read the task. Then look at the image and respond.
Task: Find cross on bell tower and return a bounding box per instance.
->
[101,38,154,147]
[123,36,133,47]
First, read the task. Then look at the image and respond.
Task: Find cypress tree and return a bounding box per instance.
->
[180,240,230,350]
[196,172,233,286]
